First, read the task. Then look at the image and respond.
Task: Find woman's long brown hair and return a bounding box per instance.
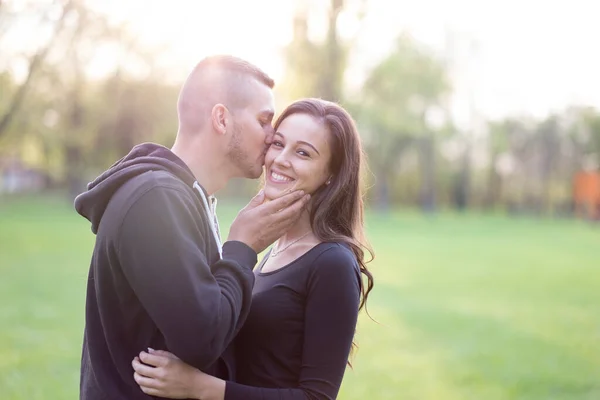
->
[273,98,375,364]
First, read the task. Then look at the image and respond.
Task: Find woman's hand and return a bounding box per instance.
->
[131,349,225,400]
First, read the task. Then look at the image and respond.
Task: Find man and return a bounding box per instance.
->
[74,55,310,399]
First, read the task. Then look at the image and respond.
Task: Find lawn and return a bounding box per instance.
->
[1,194,599,399]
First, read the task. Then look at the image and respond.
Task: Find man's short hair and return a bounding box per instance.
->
[177,55,274,132]
[193,55,274,89]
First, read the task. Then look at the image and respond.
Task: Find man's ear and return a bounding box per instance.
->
[211,104,230,135]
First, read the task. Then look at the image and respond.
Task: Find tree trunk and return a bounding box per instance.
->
[65,85,85,201]
[419,135,436,213]
[0,0,74,138]
[484,153,501,209]
[321,0,344,101]
[66,144,84,200]
[375,166,391,212]
[454,145,471,211]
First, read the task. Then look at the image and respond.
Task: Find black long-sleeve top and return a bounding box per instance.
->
[225,242,361,400]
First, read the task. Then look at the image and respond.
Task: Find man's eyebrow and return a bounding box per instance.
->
[274,132,320,155]
[259,110,274,120]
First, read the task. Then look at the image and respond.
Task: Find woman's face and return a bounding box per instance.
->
[263,113,332,201]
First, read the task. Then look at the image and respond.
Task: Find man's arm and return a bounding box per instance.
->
[117,184,256,369]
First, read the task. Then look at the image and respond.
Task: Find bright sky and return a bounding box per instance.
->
[7,0,600,124]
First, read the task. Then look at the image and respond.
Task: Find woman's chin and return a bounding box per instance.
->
[263,186,283,201]
[264,183,298,201]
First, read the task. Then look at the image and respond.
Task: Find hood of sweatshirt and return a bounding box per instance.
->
[74,142,205,234]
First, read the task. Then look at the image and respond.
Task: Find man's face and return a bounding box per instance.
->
[226,80,275,179]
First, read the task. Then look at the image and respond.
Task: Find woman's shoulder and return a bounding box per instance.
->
[306,241,361,297]
[314,241,355,259]
[310,241,359,276]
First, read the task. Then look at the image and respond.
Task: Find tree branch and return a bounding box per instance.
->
[0,0,74,138]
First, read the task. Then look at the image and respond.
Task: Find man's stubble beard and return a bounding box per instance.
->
[226,123,262,179]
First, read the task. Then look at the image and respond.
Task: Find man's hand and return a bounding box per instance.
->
[227,189,310,254]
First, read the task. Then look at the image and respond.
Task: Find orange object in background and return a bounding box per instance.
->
[573,171,600,220]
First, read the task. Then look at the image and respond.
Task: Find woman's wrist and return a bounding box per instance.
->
[192,371,226,400]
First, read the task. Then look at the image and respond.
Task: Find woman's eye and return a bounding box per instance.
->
[298,150,310,157]
[272,141,284,147]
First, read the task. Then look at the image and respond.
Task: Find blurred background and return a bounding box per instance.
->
[0,0,599,399]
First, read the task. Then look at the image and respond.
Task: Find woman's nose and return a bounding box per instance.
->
[274,151,292,168]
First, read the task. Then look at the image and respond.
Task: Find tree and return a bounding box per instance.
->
[279,6,324,101]
[353,34,450,211]
[1,0,170,198]
[484,119,513,209]
[279,0,366,103]
[534,115,563,213]
[320,0,345,102]
[0,0,76,138]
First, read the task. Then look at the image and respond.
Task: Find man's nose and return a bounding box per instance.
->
[264,127,275,145]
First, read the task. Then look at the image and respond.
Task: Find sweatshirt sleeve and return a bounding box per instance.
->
[116,184,256,370]
[224,245,361,400]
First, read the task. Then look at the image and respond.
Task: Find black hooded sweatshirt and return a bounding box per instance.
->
[74,143,256,400]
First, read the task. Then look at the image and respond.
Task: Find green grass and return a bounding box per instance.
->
[1,195,599,399]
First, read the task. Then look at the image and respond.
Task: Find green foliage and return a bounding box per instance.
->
[578,107,600,157]
[349,35,450,210]
[357,34,450,164]
[2,1,599,210]
[279,0,352,103]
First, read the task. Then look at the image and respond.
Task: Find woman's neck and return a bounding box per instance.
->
[277,208,313,246]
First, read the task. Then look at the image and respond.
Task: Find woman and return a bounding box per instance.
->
[131,98,375,399]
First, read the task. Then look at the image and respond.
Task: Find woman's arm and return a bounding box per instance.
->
[132,349,226,400]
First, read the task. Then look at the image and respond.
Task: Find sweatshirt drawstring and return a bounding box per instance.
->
[193,181,223,259]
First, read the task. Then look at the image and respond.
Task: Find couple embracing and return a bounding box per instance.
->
[75,55,374,400]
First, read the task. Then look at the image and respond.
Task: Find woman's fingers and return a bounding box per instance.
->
[133,372,162,390]
[132,357,160,379]
[139,350,169,367]
[148,348,179,360]
[140,386,161,397]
